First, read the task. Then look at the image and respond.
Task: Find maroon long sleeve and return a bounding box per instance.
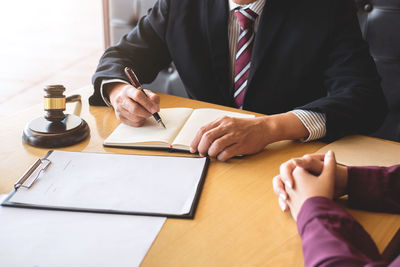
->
[347,164,400,213]
[296,164,400,267]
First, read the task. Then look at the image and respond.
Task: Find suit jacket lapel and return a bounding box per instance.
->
[205,0,233,106]
[248,0,293,87]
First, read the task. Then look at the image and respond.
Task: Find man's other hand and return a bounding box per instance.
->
[190,112,310,161]
[189,116,273,161]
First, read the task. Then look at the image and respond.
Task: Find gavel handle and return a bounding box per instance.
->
[66,94,81,103]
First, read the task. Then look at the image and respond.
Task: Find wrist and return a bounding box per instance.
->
[106,82,127,107]
[257,116,280,144]
[259,112,309,143]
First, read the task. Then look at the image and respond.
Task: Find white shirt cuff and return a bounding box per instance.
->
[100,79,130,107]
[291,110,326,142]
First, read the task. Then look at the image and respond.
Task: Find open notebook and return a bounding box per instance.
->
[104,108,255,151]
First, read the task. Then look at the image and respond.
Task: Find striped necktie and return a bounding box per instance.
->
[233,8,258,109]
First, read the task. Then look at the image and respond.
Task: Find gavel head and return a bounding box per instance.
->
[44,85,66,122]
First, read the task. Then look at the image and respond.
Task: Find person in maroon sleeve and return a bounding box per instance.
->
[272,150,400,266]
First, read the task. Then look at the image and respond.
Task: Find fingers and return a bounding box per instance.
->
[126,87,160,114]
[143,89,160,106]
[118,109,147,127]
[198,126,229,157]
[216,143,240,161]
[272,175,288,200]
[273,175,289,212]
[122,96,152,118]
[279,160,296,189]
[111,85,161,127]
[304,154,325,161]
[321,150,336,181]
[278,196,289,212]
[190,120,221,155]
[190,117,239,159]
[190,116,267,160]
[114,97,150,127]
[275,152,337,218]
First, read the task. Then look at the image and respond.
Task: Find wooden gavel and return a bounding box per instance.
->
[22,85,90,148]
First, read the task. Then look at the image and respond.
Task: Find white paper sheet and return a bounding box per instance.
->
[0,195,166,267]
[9,151,207,216]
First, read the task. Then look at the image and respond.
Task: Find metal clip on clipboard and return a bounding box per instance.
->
[14,158,51,189]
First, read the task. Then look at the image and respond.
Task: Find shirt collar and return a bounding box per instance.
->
[228,0,265,16]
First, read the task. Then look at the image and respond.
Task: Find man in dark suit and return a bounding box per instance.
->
[91,0,387,161]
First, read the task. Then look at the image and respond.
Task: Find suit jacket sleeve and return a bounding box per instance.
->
[298,0,388,141]
[297,197,388,266]
[347,164,400,213]
[90,0,171,106]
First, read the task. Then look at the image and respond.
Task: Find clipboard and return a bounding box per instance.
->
[1,150,209,219]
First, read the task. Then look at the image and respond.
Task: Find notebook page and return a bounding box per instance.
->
[104,108,193,146]
[172,108,255,148]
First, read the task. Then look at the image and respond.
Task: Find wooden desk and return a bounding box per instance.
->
[1,86,399,266]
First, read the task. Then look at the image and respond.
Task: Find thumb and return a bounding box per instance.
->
[321,150,336,181]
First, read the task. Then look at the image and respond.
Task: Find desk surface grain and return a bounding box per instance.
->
[1,86,398,266]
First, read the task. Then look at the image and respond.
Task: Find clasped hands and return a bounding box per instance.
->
[273,151,349,220]
[109,83,274,161]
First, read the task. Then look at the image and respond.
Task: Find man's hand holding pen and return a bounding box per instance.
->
[106,67,166,128]
[107,82,161,127]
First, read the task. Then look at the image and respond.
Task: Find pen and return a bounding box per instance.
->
[124,67,166,129]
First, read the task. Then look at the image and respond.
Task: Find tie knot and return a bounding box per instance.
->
[234,8,258,30]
